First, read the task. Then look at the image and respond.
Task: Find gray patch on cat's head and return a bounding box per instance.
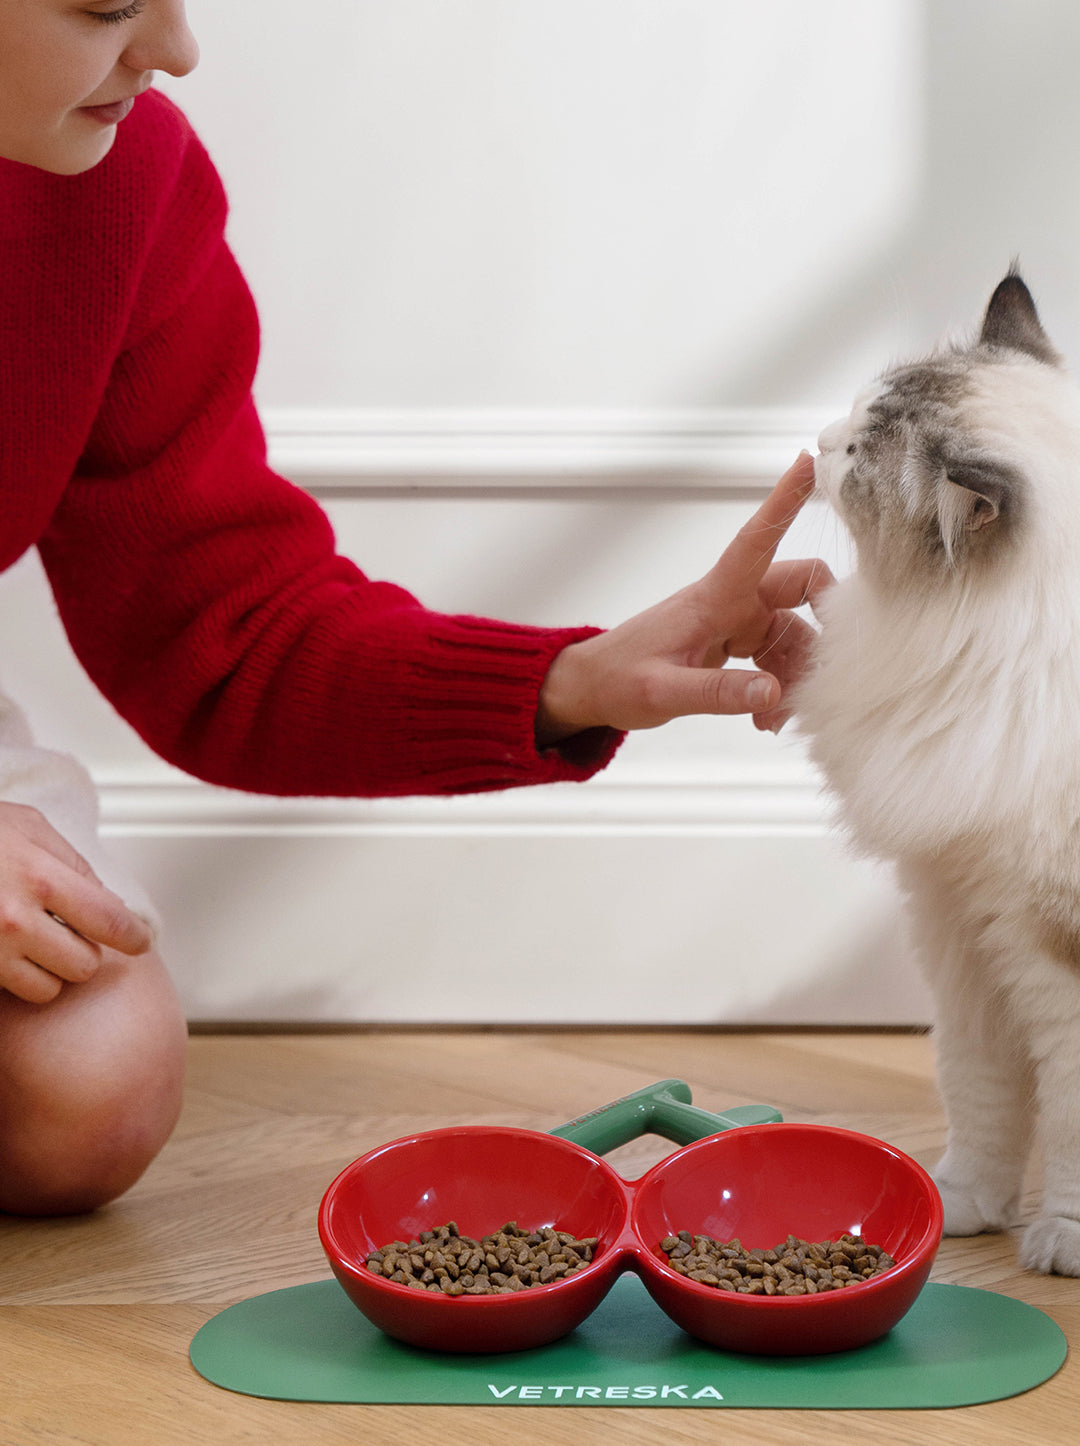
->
[838,358,1026,585]
[830,271,1058,590]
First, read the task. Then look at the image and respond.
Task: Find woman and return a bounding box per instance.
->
[0,0,827,1213]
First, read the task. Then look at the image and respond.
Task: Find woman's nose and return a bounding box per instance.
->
[124,3,200,79]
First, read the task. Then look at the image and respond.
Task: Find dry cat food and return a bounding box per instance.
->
[659,1231,896,1295]
[365,1220,599,1294]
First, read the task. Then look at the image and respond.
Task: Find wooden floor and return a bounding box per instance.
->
[2,1028,1078,1444]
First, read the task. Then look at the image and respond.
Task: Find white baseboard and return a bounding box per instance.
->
[96,765,929,1028]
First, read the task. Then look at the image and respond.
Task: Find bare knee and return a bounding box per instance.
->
[0,949,187,1215]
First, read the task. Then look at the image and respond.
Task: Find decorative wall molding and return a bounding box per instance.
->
[95,765,828,838]
[261,406,831,490]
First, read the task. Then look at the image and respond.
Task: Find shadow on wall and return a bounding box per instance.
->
[756,902,935,1029]
[716,0,1080,408]
[473,1,1080,629]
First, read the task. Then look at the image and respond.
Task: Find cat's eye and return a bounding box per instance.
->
[846,443,857,455]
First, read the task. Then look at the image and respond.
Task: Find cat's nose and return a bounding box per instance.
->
[817,419,846,453]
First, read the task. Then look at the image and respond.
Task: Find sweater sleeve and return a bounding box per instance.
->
[37,110,622,799]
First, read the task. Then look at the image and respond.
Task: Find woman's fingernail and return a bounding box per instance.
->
[749,677,774,709]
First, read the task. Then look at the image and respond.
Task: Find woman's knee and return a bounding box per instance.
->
[0,948,187,1215]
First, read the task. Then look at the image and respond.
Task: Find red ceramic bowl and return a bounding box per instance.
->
[318,1125,629,1353]
[319,1120,942,1356]
[630,1123,943,1355]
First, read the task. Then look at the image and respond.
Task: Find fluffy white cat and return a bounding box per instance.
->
[797,271,1080,1276]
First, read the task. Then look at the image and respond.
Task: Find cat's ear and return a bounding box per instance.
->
[979,272,1061,366]
[937,461,1014,560]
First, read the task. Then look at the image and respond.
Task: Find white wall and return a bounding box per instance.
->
[13,1,1080,1022]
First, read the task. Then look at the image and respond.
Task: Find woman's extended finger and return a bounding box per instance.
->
[713,452,816,588]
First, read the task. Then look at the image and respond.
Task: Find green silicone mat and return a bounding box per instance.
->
[190,1275,1066,1409]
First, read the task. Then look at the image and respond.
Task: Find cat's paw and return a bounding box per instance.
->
[1021,1216,1080,1276]
[932,1160,1020,1236]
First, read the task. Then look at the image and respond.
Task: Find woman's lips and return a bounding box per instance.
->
[78,96,136,126]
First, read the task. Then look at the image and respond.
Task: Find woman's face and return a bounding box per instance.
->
[0,0,199,175]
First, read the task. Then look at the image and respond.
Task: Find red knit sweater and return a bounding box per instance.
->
[0,91,620,798]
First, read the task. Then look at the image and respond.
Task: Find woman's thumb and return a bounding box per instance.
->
[663,665,780,719]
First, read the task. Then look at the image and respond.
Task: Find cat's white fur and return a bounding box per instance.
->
[798,289,1080,1275]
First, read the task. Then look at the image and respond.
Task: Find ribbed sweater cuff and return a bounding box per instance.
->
[395,613,624,794]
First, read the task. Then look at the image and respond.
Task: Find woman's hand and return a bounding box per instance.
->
[0,803,153,1005]
[536,452,834,744]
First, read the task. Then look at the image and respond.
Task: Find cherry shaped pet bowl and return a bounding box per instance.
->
[318,1080,942,1356]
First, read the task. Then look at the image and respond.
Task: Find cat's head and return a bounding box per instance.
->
[814,272,1078,590]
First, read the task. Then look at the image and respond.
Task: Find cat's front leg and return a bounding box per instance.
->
[932,1066,1032,1238]
[1012,957,1080,1275]
[930,975,1032,1234]
[901,868,1034,1236]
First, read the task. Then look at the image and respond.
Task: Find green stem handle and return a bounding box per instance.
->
[550,1078,781,1156]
